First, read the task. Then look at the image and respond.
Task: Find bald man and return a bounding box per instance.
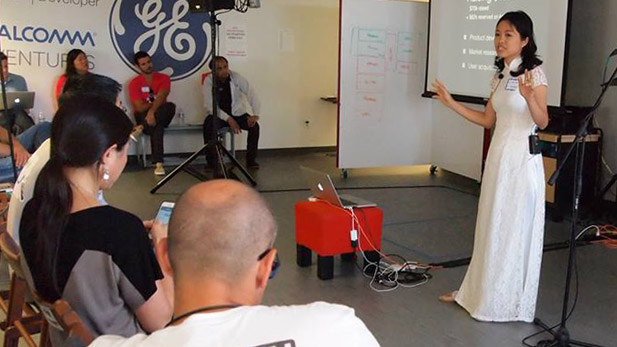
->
[91,180,379,347]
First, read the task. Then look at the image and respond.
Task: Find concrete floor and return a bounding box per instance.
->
[7,150,614,346]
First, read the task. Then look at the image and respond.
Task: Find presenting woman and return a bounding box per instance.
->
[433,11,548,322]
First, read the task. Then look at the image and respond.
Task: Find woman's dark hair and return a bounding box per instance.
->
[65,49,86,76]
[60,73,122,107]
[494,11,542,77]
[31,96,132,299]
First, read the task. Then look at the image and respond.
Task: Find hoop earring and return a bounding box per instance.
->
[103,166,110,182]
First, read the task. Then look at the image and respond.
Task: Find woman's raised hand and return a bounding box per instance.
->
[432,79,455,109]
[518,69,534,100]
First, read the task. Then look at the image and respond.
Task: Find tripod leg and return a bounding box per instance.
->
[213,142,228,179]
[150,144,209,194]
[219,144,256,186]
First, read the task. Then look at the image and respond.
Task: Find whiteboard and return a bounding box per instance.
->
[338,0,432,168]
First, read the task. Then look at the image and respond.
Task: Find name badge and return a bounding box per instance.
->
[505,78,518,91]
[141,86,150,93]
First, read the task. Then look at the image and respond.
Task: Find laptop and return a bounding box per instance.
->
[0,92,35,111]
[301,166,376,208]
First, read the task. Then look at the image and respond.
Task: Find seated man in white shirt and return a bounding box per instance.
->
[91,180,380,347]
[203,56,261,169]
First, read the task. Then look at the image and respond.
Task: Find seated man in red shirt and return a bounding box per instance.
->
[128,51,176,176]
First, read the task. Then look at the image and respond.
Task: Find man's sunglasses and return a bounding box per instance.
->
[257,248,280,280]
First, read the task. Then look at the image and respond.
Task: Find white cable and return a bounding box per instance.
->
[343,204,431,292]
[576,224,600,240]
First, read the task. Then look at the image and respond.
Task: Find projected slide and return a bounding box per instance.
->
[425,0,569,106]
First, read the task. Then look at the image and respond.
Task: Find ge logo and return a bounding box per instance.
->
[109,0,210,81]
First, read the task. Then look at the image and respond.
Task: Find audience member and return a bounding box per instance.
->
[8,73,124,246]
[59,73,123,107]
[203,56,261,169]
[0,52,35,133]
[128,51,175,176]
[19,96,173,345]
[55,49,90,100]
[91,180,379,347]
[0,121,50,182]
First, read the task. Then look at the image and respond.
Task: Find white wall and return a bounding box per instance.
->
[0,0,340,154]
[565,0,617,197]
[431,102,484,181]
[6,0,606,185]
[219,1,339,151]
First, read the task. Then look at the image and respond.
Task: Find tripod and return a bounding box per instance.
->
[150,8,256,194]
[528,62,617,347]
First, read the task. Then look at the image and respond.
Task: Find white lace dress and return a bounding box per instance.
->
[455,57,547,322]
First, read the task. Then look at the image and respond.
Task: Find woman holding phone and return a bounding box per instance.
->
[432,11,548,322]
[19,96,173,343]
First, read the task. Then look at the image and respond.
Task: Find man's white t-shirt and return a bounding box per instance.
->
[91,302,380,347]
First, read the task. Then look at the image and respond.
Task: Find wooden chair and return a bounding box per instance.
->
[0,231,93,346]
[35,296,94,347]
[0,230,46,347]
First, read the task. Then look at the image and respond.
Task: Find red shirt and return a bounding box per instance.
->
[55,74,67,100]
[128,72,171,114]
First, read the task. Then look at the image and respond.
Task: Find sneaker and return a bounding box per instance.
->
[246,161,260,170]
[154,162,166,176]
[130,125,144,142]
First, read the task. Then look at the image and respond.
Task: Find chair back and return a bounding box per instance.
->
[35,296,94,346]
[1,230,92,346]
[0,229,48,346]
[0,228,26,279]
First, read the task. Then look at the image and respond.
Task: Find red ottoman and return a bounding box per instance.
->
[295,201,383,280]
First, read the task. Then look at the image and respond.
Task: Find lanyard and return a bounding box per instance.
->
[166,304,241,327]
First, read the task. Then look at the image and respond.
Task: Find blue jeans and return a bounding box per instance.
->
[0,122,51,182]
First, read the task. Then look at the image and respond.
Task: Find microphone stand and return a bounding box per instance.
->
[150,4,256,194]
[528,61,617,347]
[0,45,19,182]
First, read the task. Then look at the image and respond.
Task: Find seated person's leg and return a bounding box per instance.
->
[233,114,260,168]
[135,111,155,135]
[0,110,33,135]
[202,115,215,144]
[16,122,51,153]
[246,122,259,167]
[150,123,165,163]
[202,115,227,167]
[0,157,16,183]
[154,102,176,128]
[14,109,35,134]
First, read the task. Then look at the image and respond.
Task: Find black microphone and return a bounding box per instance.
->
[498,73,504,79]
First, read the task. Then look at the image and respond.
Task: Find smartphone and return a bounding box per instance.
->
[155,201,175,225]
